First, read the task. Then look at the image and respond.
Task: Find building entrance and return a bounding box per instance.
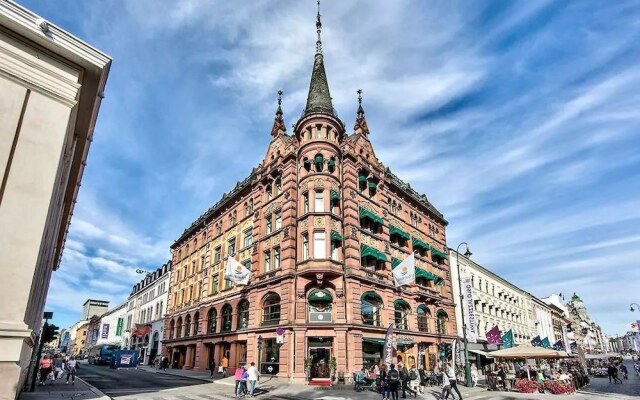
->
[308,337,333,379]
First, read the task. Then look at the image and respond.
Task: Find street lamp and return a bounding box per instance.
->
[630,303,640,312]
[455,242,473,387]
[257,335,263,374]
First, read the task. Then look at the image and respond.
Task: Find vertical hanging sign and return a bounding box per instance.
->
[383,324,394,368]
[116,318,124,336]
[461,275,477,343]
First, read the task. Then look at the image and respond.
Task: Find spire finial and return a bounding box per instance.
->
[354,88,369,134]
[357,89,363,105]
[316,0,323,54]
[277,89,283,107]
[271,89,285,136]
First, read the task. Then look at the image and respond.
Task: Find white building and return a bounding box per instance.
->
[530,296,554,343]
[123,261,171,365]
[0,3,110,397]
[450,250,536,366]
[96,303,127,346]
[82,299,109,320]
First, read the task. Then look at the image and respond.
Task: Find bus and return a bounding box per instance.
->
[87,344,120,365]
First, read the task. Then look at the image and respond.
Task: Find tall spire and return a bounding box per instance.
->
[354,89,370,135]
[271,90,286,137]
[304,0,335,117]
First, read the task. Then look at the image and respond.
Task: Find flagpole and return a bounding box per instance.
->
[455,243,473,387]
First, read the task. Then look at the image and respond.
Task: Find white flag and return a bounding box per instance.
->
[223,256,251,285]
[392,253,415,287]
[461,275,477,343]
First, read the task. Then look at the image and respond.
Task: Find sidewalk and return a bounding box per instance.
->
[137,365,216,382]
[18,376,109,400]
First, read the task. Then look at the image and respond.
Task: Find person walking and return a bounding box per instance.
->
[160,355,169,371]
[387,364,401,400]
[65,357,77,385]
[607,364,615,383]
[234,366,244,397]
[38,355,52,385]
[379,364,390,400]
[447,363,463,400]
[408,365,420,396]
[247,362,259,397]
[470,363,479,387]
[441,370,453,400]
[619,364,628,380]
[209,358,216,378]
[52,354,64,382]
[400,364,417,398]
[612,364,623,384]
[221,355,229,377]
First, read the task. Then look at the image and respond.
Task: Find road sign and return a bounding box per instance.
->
[276,327,284,335]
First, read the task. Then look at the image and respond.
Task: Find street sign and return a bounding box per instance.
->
[276,334,284,344]
[276,327,284,335]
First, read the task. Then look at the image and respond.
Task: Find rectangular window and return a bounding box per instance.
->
[315,125,322,138]
[303,192,309,213]
[266,215,272,234]
[331,241,339,261]
[214,247,221,263]
[224,276,234,290]
[211,275,219,294]
[273,247,281,269]
[274,212,282,230]
[228,237,236,256]
[264,250,271,272]
[314,191,324,212]
[302,234,309,261]
[243,229,253,248]
[313,231,326,259]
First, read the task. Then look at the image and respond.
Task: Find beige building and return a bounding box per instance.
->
[0,2,110,398]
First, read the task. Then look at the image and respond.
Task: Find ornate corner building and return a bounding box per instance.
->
[162,7,457,381]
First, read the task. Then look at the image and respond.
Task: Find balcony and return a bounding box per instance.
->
[297,259,343,277]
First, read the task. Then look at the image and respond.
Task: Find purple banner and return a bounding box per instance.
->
[101,324,110,339]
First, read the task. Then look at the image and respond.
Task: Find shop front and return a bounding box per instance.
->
[308,337,333,383]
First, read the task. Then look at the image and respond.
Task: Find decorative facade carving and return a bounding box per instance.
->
[314,217,324,228]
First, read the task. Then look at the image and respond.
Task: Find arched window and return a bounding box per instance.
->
[207,308,217,334]
[328,157,336,173]
[309,289,332,323]
[237,300,250,329]
[193,312,200,335]
[361,292,383,326]
[314,154,324,172]
[436,310,449,335]
[275,177,282,195]
[417,305,431,332]
[221,304,233,332]
[169,319,175,339]
[184,314,192,337]
[394,300,410,330]
[262,293,281,326]
[266,184,273,201]
[176,317,183,338]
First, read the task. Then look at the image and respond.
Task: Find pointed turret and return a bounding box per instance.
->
[271,90,286,137]
[303,1,334,117]
[353,89,370,135]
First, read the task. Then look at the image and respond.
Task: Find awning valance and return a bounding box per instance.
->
[308,288,333,303]
[327,159,336,168]
[359,208,383,225]
[390,225,410,241]
[391,257,402,269]
[314,155,324,164]
[330,231,343,243]
[431,248,448,260]
[363,337,385,345]
[303,159,311,167]
[358,176,368,183]
[361,244,387,263]
[415,268,443,285]
[368,181,377,189]
[330,190,340,201]
[393,299,410,309]
[412,237,430,252]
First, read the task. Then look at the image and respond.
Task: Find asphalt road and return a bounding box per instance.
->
[75,361,206,397]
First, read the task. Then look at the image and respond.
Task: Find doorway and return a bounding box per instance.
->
[308,337,333,379]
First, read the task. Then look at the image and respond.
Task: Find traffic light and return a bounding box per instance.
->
[41,322,60,345]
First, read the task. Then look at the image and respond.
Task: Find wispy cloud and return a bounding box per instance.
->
[25,0,640,335]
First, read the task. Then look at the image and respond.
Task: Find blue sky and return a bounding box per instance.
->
[25,0,640,336]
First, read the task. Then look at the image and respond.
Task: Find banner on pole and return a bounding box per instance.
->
[461,275,477,343]
[383,324,394,368]
[392,254,415,287]
[101,324,110,339]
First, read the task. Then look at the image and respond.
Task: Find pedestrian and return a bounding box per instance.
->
[619,364,628,380]
[236,366,249,397]
[38,355,52,385]
[400,364,417,398]
[387,364,401,400]
[160,355,169,371]
[441,370,453,400]
[53,354,64,381]
[447,363,463,399]
[470,363,478,387]
[234,365,244,397]
[65,357,77,385]
[408,365,420,395]
[221,355,229,377]
[612,364,623,384]
[379,364,390,400]
[209,358,216,378]
[247,361,259,397]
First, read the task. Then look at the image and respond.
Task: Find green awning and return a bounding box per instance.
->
[330,191,340,201]
[359,208,383,225]
[328,159,336,167]
[391,257,402,269]
[431,248,448,260]
[361,291,382,301]
[314,155,324,164]
[363,337,385,345]
[397,340,415,346]
[359,176,368,183]
[393,299,410,309]
[308,288,333,303]
[368,181,377,189]
[330,231,342,243]
[390,225,410,241]
[412,237,430,252]
[361,244,387,263]
[303,159,311,167]
[415,268,445,285]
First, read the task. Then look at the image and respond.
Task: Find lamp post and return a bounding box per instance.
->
[257,335,263,374]
[455,242,473,387]
[630,303,640,312]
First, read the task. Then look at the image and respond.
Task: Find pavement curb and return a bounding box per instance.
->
[76,376,111,400]
[137,367,214,383]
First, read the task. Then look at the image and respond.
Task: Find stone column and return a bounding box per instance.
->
[184,346,193,369]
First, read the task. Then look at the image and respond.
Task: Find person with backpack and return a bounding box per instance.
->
[400,365,417,398]
[379,364,390,400]
[387,364,401,400]
[409,366,420,395]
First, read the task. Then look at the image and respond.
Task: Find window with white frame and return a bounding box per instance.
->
[314,191,324,212]
[313,231,326,259]
[302,234,309,260]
